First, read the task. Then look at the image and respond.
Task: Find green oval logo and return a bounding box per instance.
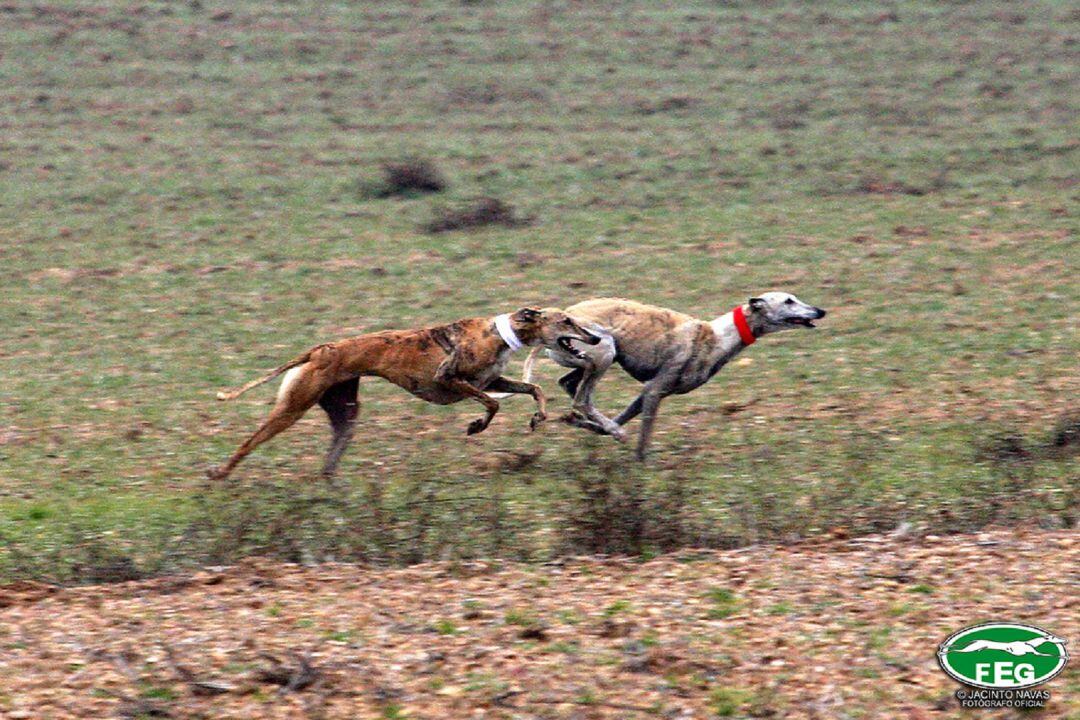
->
[937,623,1069,689]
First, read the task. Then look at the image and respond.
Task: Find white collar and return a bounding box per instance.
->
[494,313,525,352]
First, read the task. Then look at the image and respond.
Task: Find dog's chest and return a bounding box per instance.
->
[472,347,513,389]
[674,323,734,393]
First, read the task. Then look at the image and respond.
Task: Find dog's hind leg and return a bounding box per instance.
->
[558,368,584,398]
[557,367,608,430]
[555,335,623,439]
[571,342,623,439]
[208,405,310,481]
[556,367,602,433]
[319,377,360,477]
[208,363,329,481]
[561,368,624,440]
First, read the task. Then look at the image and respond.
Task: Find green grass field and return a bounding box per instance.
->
[1,0,1076,581]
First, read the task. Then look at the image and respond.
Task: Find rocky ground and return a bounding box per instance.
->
[1,528,1076,719]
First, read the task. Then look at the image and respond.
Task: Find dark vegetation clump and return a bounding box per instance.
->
[965,414,1080,530]
[1049,410,1080,454]
[0,522,157,586]
[855,174,925,196]
[979,431,1031,465]
[442,80,548,109]
[769,99,812,129]
[69,538,144,584]
[76,555,142,584]
[978,409,1080,466]
[361,157,446,198]
[423,197,531,234]
[634,96,697,115]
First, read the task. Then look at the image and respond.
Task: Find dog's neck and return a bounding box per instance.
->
[493,314,526,352]
[731,305,757,346]
[705,305,763,374]
[710,305,761,349]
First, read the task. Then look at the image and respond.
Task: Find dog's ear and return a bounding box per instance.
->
[748,297,767,312]
[513,307,543,323]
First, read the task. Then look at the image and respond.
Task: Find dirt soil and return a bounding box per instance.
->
[2,529,1076,719]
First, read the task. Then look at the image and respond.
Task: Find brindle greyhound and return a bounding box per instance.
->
[208,307,601,481]
[516,292,826,459]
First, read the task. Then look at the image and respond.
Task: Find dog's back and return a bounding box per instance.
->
[566,298,699,380]
[566,298,694,331]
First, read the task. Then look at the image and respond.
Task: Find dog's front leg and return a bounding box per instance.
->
[486,376,547,430]
[442,378,500,435]
[613,394,644,426]
[614,372,677,460]
[433,346,466,387]
[434,347,501,434]
[635,390,665,461]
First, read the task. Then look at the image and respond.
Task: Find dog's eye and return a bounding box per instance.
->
[784,298,795,305]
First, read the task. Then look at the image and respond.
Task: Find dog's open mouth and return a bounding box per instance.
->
[558,336,588,358]
[787,318,816,328]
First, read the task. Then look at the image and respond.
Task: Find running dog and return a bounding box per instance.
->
[208,308,602,481]
[519,292,826,459]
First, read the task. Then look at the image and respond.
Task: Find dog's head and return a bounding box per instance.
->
[511,307,602,358]
[745,292,826,335]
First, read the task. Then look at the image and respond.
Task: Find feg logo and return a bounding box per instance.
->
[937,623,1069,689]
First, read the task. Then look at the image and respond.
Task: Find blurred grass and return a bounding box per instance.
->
[0,0,1076,580]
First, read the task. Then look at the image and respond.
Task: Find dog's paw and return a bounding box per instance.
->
[529,412,547,431]
[205,466,224,481]
[467,418,488,435]
[561,412,608,436]
[610,427,628,443]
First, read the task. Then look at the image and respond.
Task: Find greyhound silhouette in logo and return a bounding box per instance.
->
[940,634,1067,658]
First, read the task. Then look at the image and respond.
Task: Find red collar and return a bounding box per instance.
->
[732,305,756,345]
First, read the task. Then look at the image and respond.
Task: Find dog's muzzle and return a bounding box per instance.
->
[558,335,595,358]
[579,329,603,345]
[788,307,826,328]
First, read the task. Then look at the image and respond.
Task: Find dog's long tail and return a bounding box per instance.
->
[488,346,544,400]
[215,348,317,401]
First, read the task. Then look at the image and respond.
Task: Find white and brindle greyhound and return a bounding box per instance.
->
[511,292,827,459]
